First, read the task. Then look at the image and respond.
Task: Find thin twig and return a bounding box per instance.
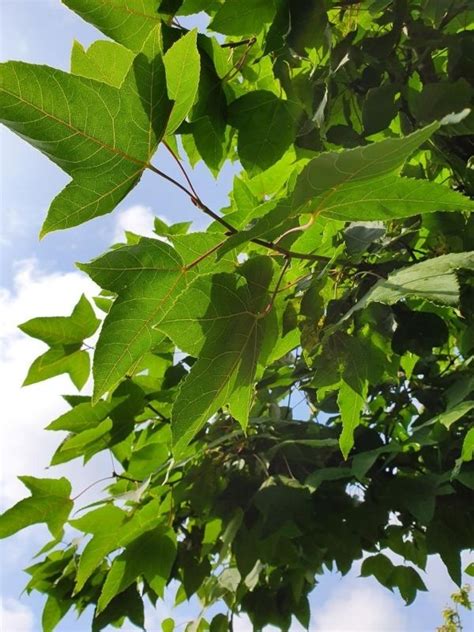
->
[163,140,200,200]
[222,37,256,48]
[72,476,114,501]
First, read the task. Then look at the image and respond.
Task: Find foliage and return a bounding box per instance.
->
[437,584,472,632]
[1,1,474,630]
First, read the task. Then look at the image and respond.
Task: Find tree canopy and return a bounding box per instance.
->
[1,1,473,630]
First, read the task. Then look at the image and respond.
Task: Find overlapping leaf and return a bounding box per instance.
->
[219,122,473,254]
[97,527,176,611]
[158,257,276,454]
[0,27,171,234]
[80,235,228,401]
[23,346,90,390]
[80,238,186,400]
[228,91,301,172]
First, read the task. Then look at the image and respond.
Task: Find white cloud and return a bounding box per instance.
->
[112,205,159,243]
[314,581,408,632]
[0,598,34,632]
[0,259,107,506]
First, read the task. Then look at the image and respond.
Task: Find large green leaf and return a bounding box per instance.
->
[81,234,231,401]
[97,527,176,612]
[0,477,72,538]
[363,251,474,306]
[219,123,473,254]
[164,29,201,134]
[19,295,99,346]
[158,257,276,454]
[0,27,171,234]
[81,239,191,401]
[63,0,162,52]
[228,91,301,172]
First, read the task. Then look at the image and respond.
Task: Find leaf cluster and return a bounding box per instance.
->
[1,1,473,630]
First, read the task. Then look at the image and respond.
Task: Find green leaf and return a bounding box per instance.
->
[46,398,125,432]
[337,337,368,459]
[23,347,90,390]
[417,400,474,431]
[367,251,474,306]
[219,123,473,255]
[19,295,99,346]
[410,79,472,126]
[50,419,113,465]
[92,584,145,632]
[0,28,171,234]
[363,84,398,135]
[292,122,441,209]
[80,238,196,401]
[360,553,395,588]
[71,39,134,87]
[461,427,474,462]
[0,477,72,539]
[97,527,176,612]
[210,614,228,632]
[159,257,276,454]
[71,505,127,592]
[228,91,301,172]
[162,619,175,632]
[391,566,427,605]
[295,174,473,222]
[210,0,279,35]
[42,594,72,632]
[344,221,386,256]
[164,29,201,134]
[63,0,162,52]
[304,467,352,492]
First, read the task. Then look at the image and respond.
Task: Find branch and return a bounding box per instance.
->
[146,160,331,263]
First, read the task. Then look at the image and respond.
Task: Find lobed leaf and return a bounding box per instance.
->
[158,257,277,454]
[0,477,72,539]
[0,27,171,234]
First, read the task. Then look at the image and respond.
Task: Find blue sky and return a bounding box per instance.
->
[0,2,472,631]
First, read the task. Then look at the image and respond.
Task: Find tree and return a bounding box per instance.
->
[0,0,473,630]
